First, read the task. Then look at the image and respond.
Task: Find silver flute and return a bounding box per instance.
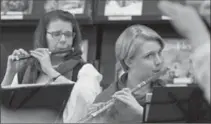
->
[77,67,169,123]
[14,48,74,61]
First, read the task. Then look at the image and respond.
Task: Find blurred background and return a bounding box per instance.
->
[0,0,206,89]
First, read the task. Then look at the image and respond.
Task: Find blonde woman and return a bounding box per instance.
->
[77,24,165,123]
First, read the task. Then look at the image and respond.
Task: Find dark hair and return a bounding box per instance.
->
[33,10,82,57]
[17,10,83,84]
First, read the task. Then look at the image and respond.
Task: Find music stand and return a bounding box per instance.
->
[1,83,74,112]
[145,85,210,123]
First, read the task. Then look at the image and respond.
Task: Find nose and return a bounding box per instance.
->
[154,54,163,67]
[59,34,66,44]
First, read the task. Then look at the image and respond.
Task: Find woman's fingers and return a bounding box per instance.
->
[12,49,20,56]
[88,103,105,114]
[30,51,43,57]
[8,55,16,61]
[33,48,51,56]
[123,88,131,93]
[11,48,30,61]
[35,48,50,54]
[113,88,132,97]
[30,51,42,60]
[19,48,29,57]
[114,94,130,106]
[158,1,179,17]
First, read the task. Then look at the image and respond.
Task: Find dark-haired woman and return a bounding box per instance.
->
[1,10,102,123]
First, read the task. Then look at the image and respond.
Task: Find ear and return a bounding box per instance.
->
[120,60,129,72]
[124,57,135,72]
[126,59,133,68]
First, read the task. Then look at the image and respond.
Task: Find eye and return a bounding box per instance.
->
[52,31,61,37]
[145,53,154,59]
[64,31,73,37]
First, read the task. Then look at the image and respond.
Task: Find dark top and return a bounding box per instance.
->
[93,73,144,122]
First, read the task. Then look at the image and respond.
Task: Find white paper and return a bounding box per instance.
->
[173,78,193,84]
[1,15,23,20]
[108,16,132,20]
[165,84,188,87]
[161,16,171,20]
[44,0,86,14]
[105,0,143,16]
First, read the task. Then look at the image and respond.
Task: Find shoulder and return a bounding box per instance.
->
[77,63,102,79]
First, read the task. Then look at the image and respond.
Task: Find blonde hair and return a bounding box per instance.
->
[115,25,164,81]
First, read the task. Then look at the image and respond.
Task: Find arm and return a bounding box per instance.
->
[1,70,16,86]
[158,0,210,104]
[29,48,75,84]
[46,68,74,84]
[191,42,210,104]
[1,49,29,86]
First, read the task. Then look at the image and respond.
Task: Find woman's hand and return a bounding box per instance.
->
[87,102,105,115]
[112,88,143,122]
[158,1,210,49]
[30,48,55,76]
[6,48,29,74]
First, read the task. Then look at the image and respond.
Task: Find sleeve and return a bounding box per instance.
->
[62,63,103,123]
[191,42,210,104]
[11,73,19,86]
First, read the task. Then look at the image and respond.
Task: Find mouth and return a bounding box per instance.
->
[152,69,161,73]
[56,46,71,51]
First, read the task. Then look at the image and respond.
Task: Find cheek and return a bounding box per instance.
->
[135,59,154,73]
[46,36,56,50]
[66,39,74,46]
[131,59,155,82]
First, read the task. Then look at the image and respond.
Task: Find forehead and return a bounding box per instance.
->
[138,40,161,55]
[47,19,73,31]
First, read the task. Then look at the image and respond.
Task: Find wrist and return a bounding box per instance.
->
[46,68,60,79]
[135,105,144,116]
[187,29,210,50]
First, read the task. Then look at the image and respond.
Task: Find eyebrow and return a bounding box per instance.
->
[143,51,156,56]
[47,30,72,32]
[142,46,162,56]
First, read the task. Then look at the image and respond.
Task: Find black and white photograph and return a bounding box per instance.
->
[104,0,143,16]
[1,0,33,15]
[1,0,210,123]
[44,0,86,15]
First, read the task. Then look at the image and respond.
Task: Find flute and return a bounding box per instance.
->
[14,48,73,61]
[77,67,169,123]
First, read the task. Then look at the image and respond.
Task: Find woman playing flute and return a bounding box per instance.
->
[78,24,165,123]
[1,10,102,123]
